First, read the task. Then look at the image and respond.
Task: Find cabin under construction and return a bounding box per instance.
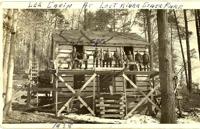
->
[27,30,161,119]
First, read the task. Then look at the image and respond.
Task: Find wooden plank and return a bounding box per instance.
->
[57,75,76,94]
[57,97,73,116]
[93,77,96,114]
[136,82,150,86]
[55,79,58,115]
[101,114,124,118]
[58,86,97,92]
[80,73,96,92]
[115,81,124,87]
[96,99,125,103]
[100,109,125,113]
[115,76,124,81]
[96,104,126,108]
[57,69,158,76]
[58,82,73,87]
[58,76,73,81]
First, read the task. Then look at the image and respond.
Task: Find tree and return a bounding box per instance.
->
[4,9,18,116]
[194,10,200,60]
[0,6,4,124]
[173,10,189,88]
[184,10,192,93]
[145,9,153,70]
[95,10,113,31]
[3,9,13,94]
[157,10,176,123]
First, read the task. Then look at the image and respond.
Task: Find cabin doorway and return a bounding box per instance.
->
[99,75,113,93]
[73,45,83,59]
[73,45,85,89]
[124,46,133,55]
[124,46,136,88]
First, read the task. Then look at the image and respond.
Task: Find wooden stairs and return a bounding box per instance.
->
[96,93,126,119]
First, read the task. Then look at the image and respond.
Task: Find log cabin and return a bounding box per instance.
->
[28,30,160,119]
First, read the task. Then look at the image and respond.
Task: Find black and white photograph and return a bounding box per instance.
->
[2,7,200,125]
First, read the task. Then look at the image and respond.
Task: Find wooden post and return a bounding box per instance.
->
[55,76,58,116]
[123,73,127,116]
[93,75,96,115]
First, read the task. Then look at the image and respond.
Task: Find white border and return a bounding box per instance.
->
[1,0,200,129]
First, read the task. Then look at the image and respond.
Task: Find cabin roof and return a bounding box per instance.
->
[52,30,149,47]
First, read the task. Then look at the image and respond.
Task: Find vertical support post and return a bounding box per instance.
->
[55,77,58,116]
[123,73,127,116]
[93,75,96,115]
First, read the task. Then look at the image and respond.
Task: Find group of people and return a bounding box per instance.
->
[62,47,150,71]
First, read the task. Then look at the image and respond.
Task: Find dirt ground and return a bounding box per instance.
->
[3,75,200,124]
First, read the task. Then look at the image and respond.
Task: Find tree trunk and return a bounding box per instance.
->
[3,9,13,94]
[0,6,4,124]
[4,9,18,116]
[146,9,153,71]
[27,37,33,107]
[195,10,200,60]
[113,9,116,32]
[143,13,147,41]
[184,10,192,93]
[157,10,176,123]
[173,10,189,87]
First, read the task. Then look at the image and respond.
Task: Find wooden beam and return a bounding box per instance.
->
[55,78,58,115]
[125,85,160,119]
[123,73,127,116]
[57,97,73,117]
[80,73,96,92]
[93,76,96,114]
[57,75,76,94]
[57,69,158,76]
[78,96,95,115]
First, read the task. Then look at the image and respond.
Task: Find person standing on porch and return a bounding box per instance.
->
[83,52,89,69]
[113,48,121,67]
[93,48,100,67]
[100,48,104,67]
[142,51,150,71]
[135,50,143,71]
[107,48,113,67]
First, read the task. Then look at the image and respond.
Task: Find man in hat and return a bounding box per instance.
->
[93,48,100,67]
[135,50,142,71]
[113,48,121,67]
[83,52,89,69]
[142,51,150,71]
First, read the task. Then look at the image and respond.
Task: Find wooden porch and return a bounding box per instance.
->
[50,67,160,119]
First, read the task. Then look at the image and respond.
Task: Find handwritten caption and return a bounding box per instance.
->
[28,1,184,9]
